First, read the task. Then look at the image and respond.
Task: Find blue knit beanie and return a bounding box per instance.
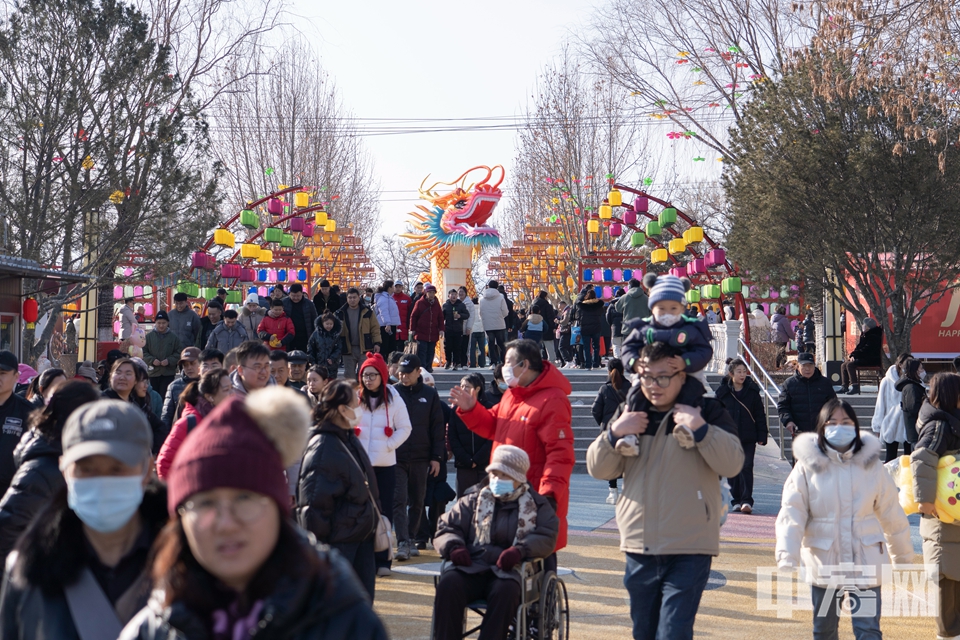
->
[645,274,690,308]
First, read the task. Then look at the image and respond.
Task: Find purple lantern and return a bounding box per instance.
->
[290,217,305,233]
[634,197,648,213]
[267,198,283,215]
[609,223,622,237]
[623,211,637,225]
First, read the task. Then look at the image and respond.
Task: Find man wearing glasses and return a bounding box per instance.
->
[230,341,274,395]
[587,342,743,640]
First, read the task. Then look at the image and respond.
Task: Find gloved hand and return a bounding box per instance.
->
[497,546,522,572]
[449,546,472,567]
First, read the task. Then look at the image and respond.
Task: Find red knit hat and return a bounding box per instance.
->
[166,387,310,517]
[358,351,389,385]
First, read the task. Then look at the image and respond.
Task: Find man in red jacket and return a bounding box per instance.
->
[393,281,413,343]
[409,284,444,372]
[449,339,575,552]
[257,299,295,351]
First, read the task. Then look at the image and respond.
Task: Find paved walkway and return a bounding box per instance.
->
[373,440,935,638]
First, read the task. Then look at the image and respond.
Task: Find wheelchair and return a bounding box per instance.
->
[430,558,569,639]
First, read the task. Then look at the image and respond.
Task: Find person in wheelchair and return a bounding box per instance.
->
[433,445,559,640]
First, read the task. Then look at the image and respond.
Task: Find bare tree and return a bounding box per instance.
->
[210,37,381,246]
[581,0,818,161]
[369,231,430,288]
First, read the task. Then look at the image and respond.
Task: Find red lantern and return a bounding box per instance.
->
[23,298,38,324]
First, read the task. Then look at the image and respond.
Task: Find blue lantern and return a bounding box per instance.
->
[298,269,307,282]
[583,269,592,282]
[603,268,614,282]
[623,269,633,281]
[248,286,257,294]
[277,269,287,282]
[257,269,268,282]
[594,286,603,298]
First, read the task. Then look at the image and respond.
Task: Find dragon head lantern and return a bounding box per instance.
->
[401,165,503,259]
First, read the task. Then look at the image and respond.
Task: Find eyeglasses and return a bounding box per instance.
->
[244,363,270,373]
[361,372,381,380]
[178,492,271,528]
[637,371,683,388]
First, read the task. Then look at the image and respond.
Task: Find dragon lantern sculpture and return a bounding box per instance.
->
[401,165,503,296]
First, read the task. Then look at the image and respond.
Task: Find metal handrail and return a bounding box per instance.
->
[737,338,786,460]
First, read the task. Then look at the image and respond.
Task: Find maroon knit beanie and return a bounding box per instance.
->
[358,351,389,385]
[166,387,310,517]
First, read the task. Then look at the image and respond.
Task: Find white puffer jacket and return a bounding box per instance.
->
[776,432,913,587]
[871,366,905,444]
[478,288,508,331]
[461,296,475,334]
[356,385,412,467]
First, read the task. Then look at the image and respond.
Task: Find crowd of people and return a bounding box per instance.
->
[8,274,960,639]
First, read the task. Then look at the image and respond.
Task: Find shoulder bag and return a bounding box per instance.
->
[336,437,394,557]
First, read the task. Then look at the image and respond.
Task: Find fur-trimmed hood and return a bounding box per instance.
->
[791,431,882,472]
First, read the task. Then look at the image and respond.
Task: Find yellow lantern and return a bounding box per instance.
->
[294,192,310,208]
[532,257,540,266]
[566,276,575,288]
[598,200,612,219]
[257,249,273,263]
[587,219,600,233]
[558,261,565,270]
[277,184,288,190]
[548,284,556,295]
[214,229,235,248]
[608,189,622,207]
[324,220,337,232]
[240,244,260,259]
[683,226,704,244]
[669,238,687,254]
[315,211,328,226]
[651,248,669,263]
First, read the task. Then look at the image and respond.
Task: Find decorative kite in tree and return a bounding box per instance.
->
[401,165,503,295]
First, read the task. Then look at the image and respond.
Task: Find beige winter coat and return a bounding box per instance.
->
[776,432,914,588]
[586,398,744,556]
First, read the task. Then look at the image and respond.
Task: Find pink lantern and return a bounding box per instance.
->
[704,248,726,267]
[290,217,305,233]
[267,198,283,215]
[113,286,123,299]
[609,222,622,237]
[191,252,207,269]
[613,268,623,281]
[689,258,706,275]
[144,303,154,317]
[122,267,133,277]
[622,210,637,225]
[267,269,277,283]
[221,264,241,279]
[113,321,121,335]
[134,285,144,297]
[602,286,613,299]
[303,222,315,237]
[258,286,268,297]
[670,266,685,278]
[634,197,648,213]
[241,268,256,282]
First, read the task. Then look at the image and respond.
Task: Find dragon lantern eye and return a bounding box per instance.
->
[455,200,466,209]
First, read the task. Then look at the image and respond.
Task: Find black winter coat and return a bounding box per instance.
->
[800,317,815,345]
[0,483,168,640]
[296,421,380,545]
[449,405,492,470]
[591,380,630,430]
[442,299,469,334]
[0,393,35,497]
[161,372,198,429]
[0,430,63,560]
[536,297,556,331]
[313,291,343,316]
[606,303,624,337]
[574,297,606,335]
[915,400,960,458]
[715,377,769,445]
[119,539,388,640]
[307,316,343,368]
[850,326,884,367]
[896,376,926,444]
[103,389,167,455]
[776,369,837,433]
[393,380,445,464]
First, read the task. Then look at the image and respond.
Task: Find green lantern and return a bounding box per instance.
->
[659,207,678,227]
[686,289,701,304]
[630,231,646,247]
[280,233,294,248]
[701,284,721,299]
[645,220,662,237]
[264,227,283,243]
[226,290,242,304]
[721,277,742,295]
[201,287,218,300]
[240,209,259,229]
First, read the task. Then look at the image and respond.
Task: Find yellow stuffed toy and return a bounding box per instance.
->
[899,454,960,524]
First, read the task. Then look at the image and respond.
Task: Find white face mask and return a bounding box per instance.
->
[824,424,857,449]
[654,312,683,327]
[341,405,362,428]
[919,368,927,381]
[502,362,524,388]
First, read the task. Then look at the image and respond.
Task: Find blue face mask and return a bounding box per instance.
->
[824,424,857,449]
[489,476,515,497]
[67,475,145,533]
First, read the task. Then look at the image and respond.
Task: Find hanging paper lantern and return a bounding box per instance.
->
[651,248,669,263]
[257,250,273,263]
[721,277,743,294]
[290,217,305,233]
[277,269,287,282]
[583,269,592,282]
[191,252,209,269]
[668,238,687,254]
[602,286,614,299]
[315,211,328,226]
[113,320,121,335]
[630,231,646,247]
[267,199,283,215]
[264,228,283,243]
[303,222,315,237]
[124,285,134,299]
[23,298,38,324]
[248,286,258,294]
[240,244,260,259]
[298,269,307,282]
[113,286,123,299]
[623,269,633,281]
[267,270,277,283]
[214,229,235,248]
[240,209,259,229]
[686,290,701,304]
[221,264,241,279]
[202,287,218,300]
[623,210,637,225]
[683,226,704,244]
[598,200,612,219]
[790,302,800,315]
[134,285,144,297]
[659,207,678,227]
[670,266,686,278]
[587,219,600,233]
[701,284,721,299]
[226,291,242,304]
[122,267,134,277]
[594,286,603,298]
[257,269,268,282]
[566,276,575,288]
[609,223,622,237]
[634,197,649,213]
[241,268,256,282]
[280,233,294,248]
[258,286,268,297]
[144,303,154,317]
[603,268,614,281]
[607,189,622,207]
[646,221,662,236]
[705,248,726,267]
[294,192,310,208]
[687,258,706,275]
[614,268,623,281]
[324,220,337,232]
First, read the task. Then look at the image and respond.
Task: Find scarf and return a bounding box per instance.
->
[212,599,264,640]
[473,482,537,547]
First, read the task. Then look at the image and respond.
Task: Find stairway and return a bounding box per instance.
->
[429,367,879,468]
